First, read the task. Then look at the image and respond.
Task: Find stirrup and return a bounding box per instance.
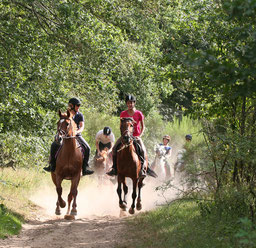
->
[82,169,94,176]
[43,166,51,172]
[139,169,146,179]
[106,168,117,176]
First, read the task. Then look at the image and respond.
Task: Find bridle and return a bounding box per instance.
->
[118,119,135,152]
[57,117,76,139]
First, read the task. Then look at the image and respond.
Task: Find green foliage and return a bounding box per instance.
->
[0,204,23,239]
[235,218,256,248]
[1,0,172,137]
[0,132,51,168]
[198,186,251,220]
[1,0,256,239]
[127,200,241,248]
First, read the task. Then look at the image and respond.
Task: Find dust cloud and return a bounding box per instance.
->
[30,174,182,220]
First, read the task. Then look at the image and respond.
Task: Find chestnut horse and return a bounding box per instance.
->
[51,110,83,218]
[93,148,111,186]
[116,117,147,214]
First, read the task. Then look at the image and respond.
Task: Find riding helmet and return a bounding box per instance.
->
[185,134,192,141]
[125,94,136,103]
[163,135,170,141]
[69,97,81,106]
[103,126,112,136]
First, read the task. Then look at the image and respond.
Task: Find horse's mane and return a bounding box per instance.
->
[120,117,135,123]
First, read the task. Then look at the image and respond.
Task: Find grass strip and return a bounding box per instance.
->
[126,200,241,248]
[0,204,24,239]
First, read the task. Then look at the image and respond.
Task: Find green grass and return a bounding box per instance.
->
[0,167,93,239]
[126,200,241,248]
[0,168,44,238]
[0,204,23,239]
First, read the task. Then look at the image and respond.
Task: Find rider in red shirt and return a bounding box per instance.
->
[120,109,144,136]
[107,94,147,178]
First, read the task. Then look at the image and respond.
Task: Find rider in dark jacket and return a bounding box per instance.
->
[43,98,94,176]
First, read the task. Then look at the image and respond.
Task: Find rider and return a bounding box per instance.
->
[95,126,115,155]
[106,94,147,178]
[151,135,172,171]
[175,134,192,172]
[160,135,172,157]
[185,134,192,142]
[43,97,94,176]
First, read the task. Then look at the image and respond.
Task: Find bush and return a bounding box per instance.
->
[235,218,256,248]
[0,132,52,169]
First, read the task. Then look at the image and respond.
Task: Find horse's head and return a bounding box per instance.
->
[155,145,166,158]
[57,109,76,138]
[120,117,135,145]
[96,149,108,162]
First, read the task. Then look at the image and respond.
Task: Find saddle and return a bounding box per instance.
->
[117,138,143,160]
[133,139,143,160]
[55,139,84,159]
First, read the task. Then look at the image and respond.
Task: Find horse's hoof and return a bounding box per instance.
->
[136,203,142,211]
[71,210,77,216]
[55,210,61,215]
[129,208,135,215]
[119,203,127,210]
[64,214,75,220]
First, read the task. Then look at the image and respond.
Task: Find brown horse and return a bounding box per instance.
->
[116,117,147,214]
[51,110,83,218]
[94,148,109,173]
[93,148,112,186]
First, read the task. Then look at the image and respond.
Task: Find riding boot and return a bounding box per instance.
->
[43,141,60,172]
[106,153,117,176]
[139,155,147,179]
[82,159,94,176]
[43,156,56,172]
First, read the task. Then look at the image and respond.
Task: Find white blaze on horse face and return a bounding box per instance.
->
[59,119,65,123]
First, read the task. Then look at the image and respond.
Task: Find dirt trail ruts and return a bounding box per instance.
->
[0,215,132,248]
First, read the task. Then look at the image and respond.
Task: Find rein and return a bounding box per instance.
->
[62,136,77,139]
[118,119,135,153]
[117,142,133,153]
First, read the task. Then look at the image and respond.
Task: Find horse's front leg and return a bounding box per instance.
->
[170,162,175,179]
[55,201,61,215]
[123,179,128,206]
[56,177,66,209]
[117,176,126,210]
[129,179,138,214]
[52,174,62,215]
[70,178,80,216]
[165,162,171,180]
[136,178,144,211]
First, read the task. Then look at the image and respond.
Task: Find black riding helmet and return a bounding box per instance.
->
[125,94,136,103]
[103,126,112,136]
[69,97,81,106]
[185,134,192,141]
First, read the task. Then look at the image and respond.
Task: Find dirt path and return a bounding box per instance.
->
[0,176,180,248]
[0,214,132,248]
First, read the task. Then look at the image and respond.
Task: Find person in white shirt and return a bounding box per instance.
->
[95,126,115,155]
